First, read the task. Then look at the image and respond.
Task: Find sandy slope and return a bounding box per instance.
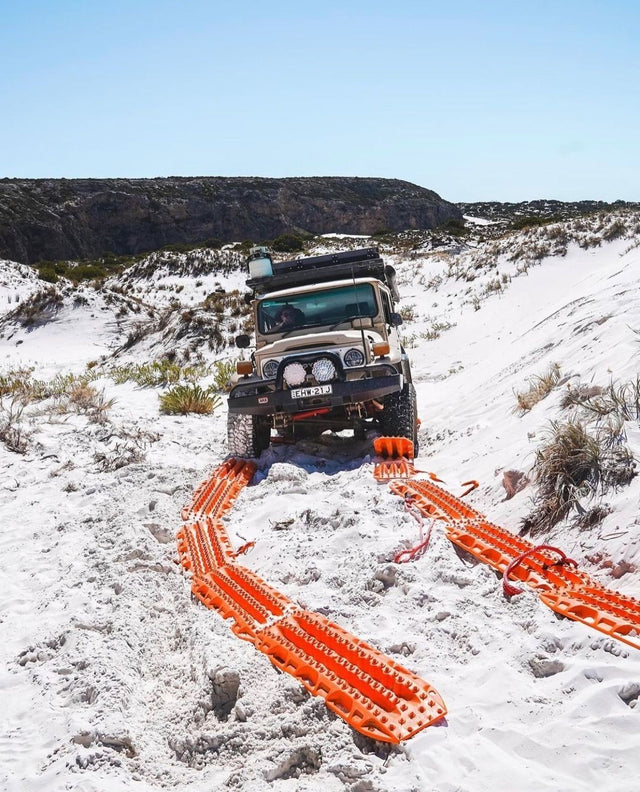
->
[1,225,639,791]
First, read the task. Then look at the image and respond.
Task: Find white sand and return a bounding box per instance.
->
[1,219,639,791]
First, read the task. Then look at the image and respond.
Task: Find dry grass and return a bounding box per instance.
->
[584,376,640,420]
[574,504,613,531]
[0,368,49,402]
[420,320,456,341]
[6,286,64,327]
[93,425,160,471]
[399,305,416,322]
[515,363,562,414]
[66,383,115,423]
[0,368,116,449]
[68,382,100,409]
[521,418,636,535]
[560,383,604,409]
[561,375,640,420]
[0,397,29,453]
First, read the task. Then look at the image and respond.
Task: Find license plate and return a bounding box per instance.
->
[290,384,333,399]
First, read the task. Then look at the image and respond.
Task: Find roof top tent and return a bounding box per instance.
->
[246,246,400,302]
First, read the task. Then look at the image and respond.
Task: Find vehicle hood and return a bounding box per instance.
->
[258,328,385,357]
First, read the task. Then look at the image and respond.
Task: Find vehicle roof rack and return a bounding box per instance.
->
[246,247,398,299]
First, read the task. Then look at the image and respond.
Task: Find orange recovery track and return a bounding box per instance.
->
[177,457,446,744]
[387,475,640,652]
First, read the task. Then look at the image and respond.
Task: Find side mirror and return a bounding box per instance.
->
[235,334,251,349]
[244,292,254,306]
[389,312,403,327]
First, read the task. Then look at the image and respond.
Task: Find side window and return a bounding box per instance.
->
[381,292,393,324]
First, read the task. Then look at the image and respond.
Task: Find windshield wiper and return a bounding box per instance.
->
[329,315,369,331]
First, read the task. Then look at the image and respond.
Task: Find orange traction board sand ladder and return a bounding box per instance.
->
[388,476,640,652]
[178,455,446,744]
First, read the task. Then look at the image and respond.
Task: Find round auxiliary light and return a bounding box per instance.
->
[262,359,279,379]
[312,358,336,383]
[283,361,307,387]
[343,348,365,367]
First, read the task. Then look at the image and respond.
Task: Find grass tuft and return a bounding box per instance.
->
[108,360,207,387]
[210,360,236,392]
[159,384,222,415]
[561,376,640,420]
[0,397,29,453]
[522,418,635,535]
[515,363,562,414]
[420,320,456,341]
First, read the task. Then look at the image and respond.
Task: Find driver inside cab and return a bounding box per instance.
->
[273,304,304,331]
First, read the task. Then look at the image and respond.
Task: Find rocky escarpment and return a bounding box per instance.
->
[0,177,461,264]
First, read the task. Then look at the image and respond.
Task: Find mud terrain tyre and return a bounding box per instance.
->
[379,383,418,455]
[227,413,271,458]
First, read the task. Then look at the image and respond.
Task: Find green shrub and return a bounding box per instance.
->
[70,263,107,281]
[32,252,139,284]
[162,242,192,253]
[271,234,305,253]
[510,216,557,231]
[37,267,59,283]
[442,217,468,236]
[233,240,254,253]
[159,384,222,415]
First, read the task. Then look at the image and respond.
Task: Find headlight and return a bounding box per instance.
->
[262,359,279,379]
[283,362,306,387]
[312,358,336,383]
[343,348,365,367]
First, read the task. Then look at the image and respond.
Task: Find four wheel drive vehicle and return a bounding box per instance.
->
[227,246,418,457]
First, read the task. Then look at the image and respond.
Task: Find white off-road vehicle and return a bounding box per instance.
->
[227,247,417,457]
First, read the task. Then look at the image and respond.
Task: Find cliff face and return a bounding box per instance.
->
[0,177,461,264]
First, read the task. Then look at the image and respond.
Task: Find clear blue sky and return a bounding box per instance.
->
[1,0,638,201]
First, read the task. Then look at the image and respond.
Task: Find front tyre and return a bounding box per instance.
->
[227,412,271,458]
[379,383,418,455]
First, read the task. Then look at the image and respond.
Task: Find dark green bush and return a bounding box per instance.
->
[510,216,559,231]
[38,267,59,283]
[271,233,305,253]
[70,263,107,281]
[233,240,255,253]
[442,217,468,236]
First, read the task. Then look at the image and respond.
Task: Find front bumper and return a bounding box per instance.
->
[228,366,402,416]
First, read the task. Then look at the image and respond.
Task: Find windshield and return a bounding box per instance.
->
[258,283,378,335]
